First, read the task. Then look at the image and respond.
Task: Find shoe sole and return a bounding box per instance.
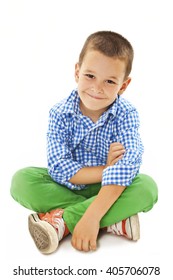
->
[28,213,59,254]
[129,214,140,241]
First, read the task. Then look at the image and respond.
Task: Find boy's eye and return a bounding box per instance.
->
[106,80,115,84]
[85,74,95,79]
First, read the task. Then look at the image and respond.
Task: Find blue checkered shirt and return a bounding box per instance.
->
[47,89,144,190]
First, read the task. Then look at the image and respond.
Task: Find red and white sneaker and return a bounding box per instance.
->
[28,209,69,254]
[107,214,140,241]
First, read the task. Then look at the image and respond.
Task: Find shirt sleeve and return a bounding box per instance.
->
[102,109,144,187]
[47,108,85,190]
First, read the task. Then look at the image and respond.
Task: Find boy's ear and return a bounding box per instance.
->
[118,77,131,95]
[75,63,80,83]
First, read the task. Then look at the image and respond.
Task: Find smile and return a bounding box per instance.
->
[87,92,105,100]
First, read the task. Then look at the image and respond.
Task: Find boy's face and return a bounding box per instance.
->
[75,50,131,121]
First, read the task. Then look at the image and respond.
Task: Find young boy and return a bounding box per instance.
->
[11,31,158,254]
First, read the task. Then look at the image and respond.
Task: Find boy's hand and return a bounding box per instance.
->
[71,215,99,252]
[106,142,125,167]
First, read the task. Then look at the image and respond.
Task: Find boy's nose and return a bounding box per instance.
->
[91,83,103,94]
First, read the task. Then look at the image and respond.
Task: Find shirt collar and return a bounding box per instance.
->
[62,89,80,115]
[98,95,120,124]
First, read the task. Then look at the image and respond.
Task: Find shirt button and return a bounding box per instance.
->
[86,147,91,152]
[87,160,91,165]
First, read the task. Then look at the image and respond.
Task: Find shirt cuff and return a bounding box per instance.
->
[102,165,139,187]
[48,159,86,190]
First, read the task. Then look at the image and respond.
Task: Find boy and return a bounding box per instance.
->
[11,31,158,254]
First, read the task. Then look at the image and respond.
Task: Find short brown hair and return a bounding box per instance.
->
[79,31,134,78]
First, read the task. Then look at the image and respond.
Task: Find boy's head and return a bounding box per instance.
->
[78,31,134,79]
[75,31,134,122]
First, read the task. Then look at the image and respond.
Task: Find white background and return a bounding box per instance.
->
[0,0,172,279]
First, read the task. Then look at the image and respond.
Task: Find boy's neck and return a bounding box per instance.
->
[79,101,106,123]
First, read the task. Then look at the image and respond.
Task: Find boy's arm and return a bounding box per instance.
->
[47,108,85,187]
[71,143,126,251]
[69,142,125,185]
[69,166,105,185]
[71,184,125,252]
[71,110,143,251]
[102,109,144,188]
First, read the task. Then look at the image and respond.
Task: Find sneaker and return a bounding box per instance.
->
[28,208,69,254]
[107,214,140,241]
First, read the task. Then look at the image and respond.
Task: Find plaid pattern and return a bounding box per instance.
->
[47,90,144,190]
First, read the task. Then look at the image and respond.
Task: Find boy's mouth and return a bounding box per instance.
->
[87,92,105,100]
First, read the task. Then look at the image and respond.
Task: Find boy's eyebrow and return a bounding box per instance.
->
[108,76,120,82]
[84,69,95,73]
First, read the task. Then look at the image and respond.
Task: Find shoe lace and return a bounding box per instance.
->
[42,210,65,240]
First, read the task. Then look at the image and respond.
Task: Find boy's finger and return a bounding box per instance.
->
[75,238,83,251]
[111,155,123,165]
[111,150,125,158]
[71,236,76,248]
[82,239,90,252]
[89,240,97,251]
[110,144,125,151]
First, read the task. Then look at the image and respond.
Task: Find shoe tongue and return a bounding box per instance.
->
[38,213,46,220]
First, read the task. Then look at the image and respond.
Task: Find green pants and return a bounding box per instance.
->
[10,167,158,233]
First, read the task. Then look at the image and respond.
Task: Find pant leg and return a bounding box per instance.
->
[63,174,158,232]
[10,167,88,212]
[11,167,158,233]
